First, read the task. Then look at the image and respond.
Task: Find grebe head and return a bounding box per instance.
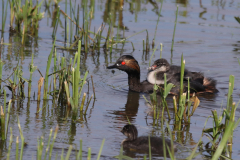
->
[121,124,138,141]
[148,58,170,72]
[107,55,140,73]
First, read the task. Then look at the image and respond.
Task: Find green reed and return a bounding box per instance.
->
[17,117,24,160]
[83,0,88,53]
[6,123,105,160]
[114,147,135,160]
[171,5,178,51]
[1,0,8,38]
[65,145,72,160]
[149,44,159,67]
[173,55,200,130]
[202,75,240,159]
[62,41,89,120]
[9,0,44,44]
[161,109,166,160]
[4,89,6,113]
[153,0,163,44]
[48,126,59,159]
[53,49,57,92]
[0,106,5,139]
[72,42,81,117]
[234,16,240,24]
[59,1,145,52]
[166,122,175,159]
[160,43,163,58]
[212,122,235,160]
[6,65,26,99]
[146,30,149,52]
[44,0,51,8]
[52,7,60,38]
[143,39,145,51]
[3,94,11,140]
[7,128,13,160]
[143,53,200,134]
[75,4,80,36]
[142,74,239,159]
[28,53,37,98]
[187,136,203,160]
[0,91,11,140]
[0,59,4,89]
[227,75,234,110]
[70,0,73,44]
[64,0,67,43]
[202,107,239,159]
[16,136,19,160]
[142,73,173,122]
[43,37,56,99]
[148,135,151,160]
[179,54,185,97]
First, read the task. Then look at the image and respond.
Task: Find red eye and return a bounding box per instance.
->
[121,61,126,65]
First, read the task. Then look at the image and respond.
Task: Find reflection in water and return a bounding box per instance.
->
[176,0,188,5]
[199,0,207,20]
[199,9,207,20]
[103,0,126,30]
[112,90,140,123]
[0,140,6,159]
[232,41,240,52]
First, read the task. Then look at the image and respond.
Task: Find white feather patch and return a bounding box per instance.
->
[147,66,169,85]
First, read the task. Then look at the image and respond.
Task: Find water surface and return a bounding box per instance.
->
[0,0,240,159]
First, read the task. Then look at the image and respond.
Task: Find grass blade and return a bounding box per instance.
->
[96,139,105,160]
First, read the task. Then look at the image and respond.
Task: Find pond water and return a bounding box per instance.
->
[0,0,240,159]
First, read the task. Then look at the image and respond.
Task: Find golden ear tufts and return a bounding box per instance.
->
[125,59,140,72]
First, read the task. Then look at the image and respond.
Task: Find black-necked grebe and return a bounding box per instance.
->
[147,58,218,94]
[121,124,177,154]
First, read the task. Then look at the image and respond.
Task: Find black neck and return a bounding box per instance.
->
[127,71,141,92]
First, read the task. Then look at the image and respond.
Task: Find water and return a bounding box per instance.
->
[0,0,240,159]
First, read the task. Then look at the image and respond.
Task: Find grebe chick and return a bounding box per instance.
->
[121,124,177,155]
[107,55,154,93]
[147,58,218,94]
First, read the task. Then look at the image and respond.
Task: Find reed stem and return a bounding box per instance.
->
[171,5,178,51]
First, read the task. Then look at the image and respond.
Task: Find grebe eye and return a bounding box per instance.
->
[121,61,126,65]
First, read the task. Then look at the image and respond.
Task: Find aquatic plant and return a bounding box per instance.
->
[52,7,60,38]
[202,75,240,159]
[144,54,200,125]
[43,37,56,99]
[171,5,178,51]
[0,59,4,90]
[153,0,163,48]
[58,0,146,52]
[1,0,8,38]
[234,16,240,24]
[0,94,12,140]
[28,53,37,98]
[3,65,27,99]
[9,0,45,44]
[142,75,239,159]
[6,123,105,160]
[64,41,89,120]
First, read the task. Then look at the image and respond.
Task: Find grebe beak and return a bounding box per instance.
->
[120,129,124,133]
[148,65,157,71]
[107,64,117,69]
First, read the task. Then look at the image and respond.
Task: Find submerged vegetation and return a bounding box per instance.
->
[0,0,239,159]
